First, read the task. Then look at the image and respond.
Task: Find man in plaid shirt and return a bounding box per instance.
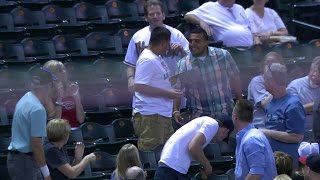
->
[173,27,242,125]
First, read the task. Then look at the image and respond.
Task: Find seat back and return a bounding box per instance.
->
[105,0,138,21]
[74,2,108,23]
[80,122,109,142]
[11,6,41,27]
[115,28,136,52]
[85,31,122,54]
[21,38,55,58]
[67,128,83,144]
[42,4,76,24]
[52,35,87,54]
[0,13,14,31]
[138,150,157,169]
[112,118,135,139]
[0,42,25,61]
[90,151,116,172]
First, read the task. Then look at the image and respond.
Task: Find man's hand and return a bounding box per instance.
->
[170,43,186,57]
[173,111,184,125]
[199,21,213,36]
[83,153,96,163]
[167,89,183,99]
[200,163,213,177]
[74,142,84,162]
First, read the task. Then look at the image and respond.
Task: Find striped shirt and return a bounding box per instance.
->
[176,47,239,117]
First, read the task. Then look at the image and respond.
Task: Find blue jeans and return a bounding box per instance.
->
[154,166,190,180]
[7,153,43,180]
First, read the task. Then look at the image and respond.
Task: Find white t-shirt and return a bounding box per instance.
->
[287,76,320,129]
[124,25,189,75]
[245,7,286,34]
[134,49,173,117]
[186,2,253,47]
[159,116,219,174]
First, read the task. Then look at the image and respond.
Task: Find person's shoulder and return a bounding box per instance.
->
[265,7,277,14]
[251,75,263,83]
[234,3,245,10]
[132,26,150,38]
[287,77,304,88]
[165,25,184,35]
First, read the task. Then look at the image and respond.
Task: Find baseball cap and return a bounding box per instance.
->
[215,114,234,132]
[306,154,320,174]
[29,66,57,85]
[298,142,319,164]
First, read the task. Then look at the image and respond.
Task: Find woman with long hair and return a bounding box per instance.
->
[111,144,143,180]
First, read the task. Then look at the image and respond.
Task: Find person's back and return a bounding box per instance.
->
[160,116,219,173]
[233,99,277,180]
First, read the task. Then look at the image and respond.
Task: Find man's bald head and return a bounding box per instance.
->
[124,166,145,180]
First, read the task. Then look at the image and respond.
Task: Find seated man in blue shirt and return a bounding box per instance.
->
[232,99,277,180]
[261,63,305,167]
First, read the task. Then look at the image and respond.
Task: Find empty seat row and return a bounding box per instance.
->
[0,29,136,62]
[0,0,200,34]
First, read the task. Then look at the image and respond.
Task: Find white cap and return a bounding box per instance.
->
[298,142,320,157]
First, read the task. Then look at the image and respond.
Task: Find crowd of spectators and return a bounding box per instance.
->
[5,0,320,180]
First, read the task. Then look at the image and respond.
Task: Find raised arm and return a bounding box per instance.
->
[184,14,213,36]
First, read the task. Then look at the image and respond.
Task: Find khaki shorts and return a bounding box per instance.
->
[133,113,174,151]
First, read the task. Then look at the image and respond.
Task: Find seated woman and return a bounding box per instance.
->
[44,119,96,179]
[44,60,85,128]
[111,144,144,180]
[245,0,289,44]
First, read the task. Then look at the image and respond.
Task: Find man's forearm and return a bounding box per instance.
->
[262,129,303,143]
[126,66,135,78]
[173,98,181,112]
[184,14,202,25]
[31,137,47,167]
[135,84,172,98]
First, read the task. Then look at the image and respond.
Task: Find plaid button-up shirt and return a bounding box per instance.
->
[176,47,239,117]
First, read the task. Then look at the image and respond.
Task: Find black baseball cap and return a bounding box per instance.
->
[215,114,234,132]
[306,153,320,174]
[30,66,57,85]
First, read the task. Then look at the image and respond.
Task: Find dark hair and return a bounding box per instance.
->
[149,26,171,46]
[144,0,165,16]
[233,99,253,122]
[190,27,209,41]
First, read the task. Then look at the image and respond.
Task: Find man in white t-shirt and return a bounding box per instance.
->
[184,0,253,47]
[124,0,189,92]
[154,115,234,179]
[134,26,183,151]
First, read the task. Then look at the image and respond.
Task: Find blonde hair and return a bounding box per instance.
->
[274,151,293,176]
[47,119,71,142]
[115,144,142,179]
[273,174,292,180]
[44,60,65,74]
